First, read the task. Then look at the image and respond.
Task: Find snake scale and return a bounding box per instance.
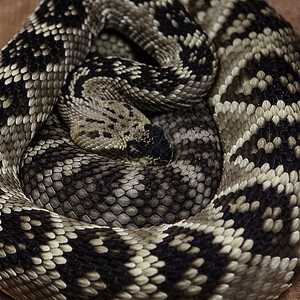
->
[0,0,299,299]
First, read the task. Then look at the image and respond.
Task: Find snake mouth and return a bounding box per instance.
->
[126,124,172,166]
[128,156,170,166]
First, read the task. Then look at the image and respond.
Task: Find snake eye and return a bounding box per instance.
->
[128,145,142,158]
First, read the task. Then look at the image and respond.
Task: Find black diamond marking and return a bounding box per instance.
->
[0,210,53,270]
[212,0,293,49]
[35,0,87,28]
[178,38,215,82]
[231,120,300,173]
[221,53,300,107]
[151,226,228,298]
[217,184,293,258]
[154,1,215,81]
[0,30,65,127]
[0,78,29,127]
[1,31,64,71]
[154,1,201,37]
[56,228,133,298]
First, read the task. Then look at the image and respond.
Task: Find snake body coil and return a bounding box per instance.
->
[0,0,299,299]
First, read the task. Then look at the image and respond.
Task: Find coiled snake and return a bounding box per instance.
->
[0,0,300,299]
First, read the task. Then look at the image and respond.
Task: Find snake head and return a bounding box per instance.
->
[126,124,172,166]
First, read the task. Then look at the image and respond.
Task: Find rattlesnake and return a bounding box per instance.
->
[0,0,299,299]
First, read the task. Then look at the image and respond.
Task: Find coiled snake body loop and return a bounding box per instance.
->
[0,0,300,299]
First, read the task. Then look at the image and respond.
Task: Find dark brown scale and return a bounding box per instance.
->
[87,130,100,138]
[103,132,112,138]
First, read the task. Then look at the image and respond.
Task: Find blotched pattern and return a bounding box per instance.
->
[0,0,298,299]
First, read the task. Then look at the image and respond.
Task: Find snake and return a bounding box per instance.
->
[0,0,299,299]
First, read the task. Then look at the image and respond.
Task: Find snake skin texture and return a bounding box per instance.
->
[20,103,223,228]
[0,0,300,299]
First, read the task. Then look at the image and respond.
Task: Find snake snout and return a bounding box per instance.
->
[126,124,172,165]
